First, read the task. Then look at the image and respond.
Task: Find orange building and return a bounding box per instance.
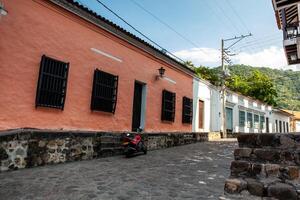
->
[283,110,300,132]
[0,0,195,133]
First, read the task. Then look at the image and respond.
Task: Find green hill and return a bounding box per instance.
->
[227,65,300,111]
[190,63,300,111]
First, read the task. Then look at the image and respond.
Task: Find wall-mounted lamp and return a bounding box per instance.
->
[156,67,176,84]
[286,26,297,38]
[0,3,8,16]
[158,67,165,77]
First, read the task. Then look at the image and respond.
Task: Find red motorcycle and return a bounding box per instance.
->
[122,133,147,157]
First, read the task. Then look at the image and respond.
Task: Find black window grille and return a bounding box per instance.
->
[239,111,246,127]
[161,90,176,122]
[35,55,69,110]
[91,69,118,113]
[182,97,193,124]
[279,121,282,133]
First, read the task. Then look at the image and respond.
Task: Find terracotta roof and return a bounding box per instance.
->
[283,110,300,119]
[274,109,294,117]
[48,0,195,75]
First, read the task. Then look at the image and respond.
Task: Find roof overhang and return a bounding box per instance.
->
[273,0,300,29]
[273,0,300,10]
[274,108,295,116]
[47,0,195,77]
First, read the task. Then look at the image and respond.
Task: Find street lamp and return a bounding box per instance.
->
[0,3,7,16]
[286,26,297,38]
[158,67,165,77]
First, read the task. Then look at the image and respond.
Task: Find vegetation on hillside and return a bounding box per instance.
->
[185,62,300,110]
[228,65,300,110]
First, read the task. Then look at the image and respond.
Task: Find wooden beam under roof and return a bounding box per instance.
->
[277,5,299,29]
[273,0,300,10]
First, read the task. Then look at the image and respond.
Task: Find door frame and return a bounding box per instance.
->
[131,80,147,132]
[198,99,205,130]
[225,107,233,132]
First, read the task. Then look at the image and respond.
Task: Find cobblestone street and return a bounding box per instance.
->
[0,141,258,200]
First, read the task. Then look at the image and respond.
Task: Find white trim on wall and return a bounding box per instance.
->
[91,48,123,62]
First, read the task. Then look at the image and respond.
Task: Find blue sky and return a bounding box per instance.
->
[76,0,295,69]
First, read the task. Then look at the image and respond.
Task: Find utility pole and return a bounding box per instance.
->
[221,39,226,138]
[221,33,252,138]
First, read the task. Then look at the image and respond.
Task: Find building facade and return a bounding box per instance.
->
[0,0,194,133]
[192,78,221,132]
[284,110,300,132]
[193,78,292,134]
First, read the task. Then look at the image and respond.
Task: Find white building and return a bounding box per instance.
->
[192,78,221,132]
[193,78,292,134]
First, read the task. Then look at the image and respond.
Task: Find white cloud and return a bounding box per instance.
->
[173,46,300,71]
[233,46,287,68]
[173,47,220,66]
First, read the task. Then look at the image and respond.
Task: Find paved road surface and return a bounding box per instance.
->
[0,141,258,200]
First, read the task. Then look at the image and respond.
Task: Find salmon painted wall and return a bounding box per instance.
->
[0,0,193,132]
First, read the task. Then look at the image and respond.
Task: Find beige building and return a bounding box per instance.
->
[284,110,300,132]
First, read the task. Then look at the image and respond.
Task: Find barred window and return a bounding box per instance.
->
[260,116,265,129]
[254,114,259,129]
[35,55,69,110]
[182,97,193,124]
[247,112,253,128]
[279,121,282,133]
[239,111,245,127]
[91,69,118,113]
[161,90,176,122]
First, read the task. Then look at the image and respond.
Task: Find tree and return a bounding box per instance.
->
[227,70,277,106]
[194,65,222,86]
[191,62,279,107]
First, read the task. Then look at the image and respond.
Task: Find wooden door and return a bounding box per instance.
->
[199,100,204,129]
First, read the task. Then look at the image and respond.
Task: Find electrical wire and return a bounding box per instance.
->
[129,0,213,57]
[211,0,244,34]
[225,0,250,33]
[93,0,187,63]
[236,38,282,49]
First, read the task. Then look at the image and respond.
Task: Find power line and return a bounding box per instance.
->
[93,0,187,63]
[233,40,282,53]
[237,33,282,53]
[211,0,244,34]
[130,0,185,39]
[231,34,282,53]
[241,35,281,45]
[129,0,207,54]
[210,0,281,56]
[201,0,236,36]
[225,0,250,33]
[236,38,282,49]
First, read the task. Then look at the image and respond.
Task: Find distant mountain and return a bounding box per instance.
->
[227,65,300,111]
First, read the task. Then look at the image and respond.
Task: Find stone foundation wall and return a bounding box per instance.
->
[0,129,208,172]
[225,133,300,200]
